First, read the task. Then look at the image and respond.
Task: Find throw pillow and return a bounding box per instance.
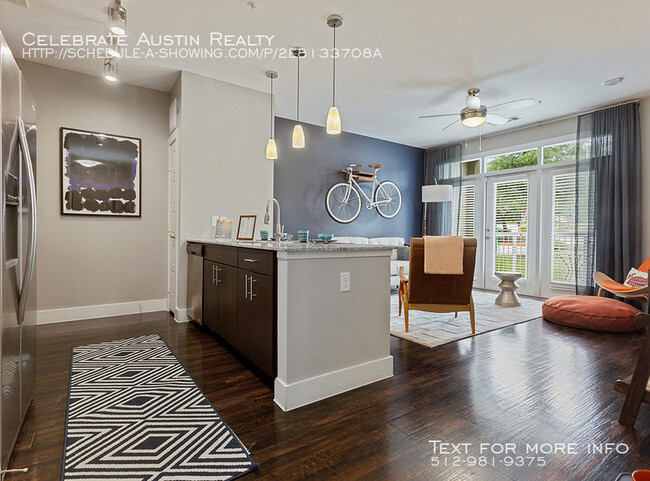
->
[624,267,648,288]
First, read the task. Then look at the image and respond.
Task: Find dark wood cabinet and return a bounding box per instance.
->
[200,246,276,383]
[237,269,275,377]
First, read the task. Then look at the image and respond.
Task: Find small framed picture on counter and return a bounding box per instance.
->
[236,215,257,240]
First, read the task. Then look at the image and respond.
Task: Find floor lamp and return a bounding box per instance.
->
[422,183,453,236]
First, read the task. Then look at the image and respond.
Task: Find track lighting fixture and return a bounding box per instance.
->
[104,58,118,82]
[108,0,127,36]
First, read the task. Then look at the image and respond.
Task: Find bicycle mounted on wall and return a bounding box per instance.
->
[325,164,402,223]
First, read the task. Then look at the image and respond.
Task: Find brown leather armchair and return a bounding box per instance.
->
[399,237,477,333]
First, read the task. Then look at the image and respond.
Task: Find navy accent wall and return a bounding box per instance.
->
[273,117,424,240]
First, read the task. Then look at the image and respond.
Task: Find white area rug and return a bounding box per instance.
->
[390,290,544,348]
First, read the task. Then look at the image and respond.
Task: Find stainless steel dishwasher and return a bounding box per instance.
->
[186,243,204,324]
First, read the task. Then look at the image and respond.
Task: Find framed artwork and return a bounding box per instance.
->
[236,215,257,240]
[60,127,142,216]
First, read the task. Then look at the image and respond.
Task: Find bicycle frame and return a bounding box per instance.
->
[341,169,393,209]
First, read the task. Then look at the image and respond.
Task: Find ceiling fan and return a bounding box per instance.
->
[420,88,540,131]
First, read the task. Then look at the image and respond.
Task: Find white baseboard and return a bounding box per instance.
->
[36,298,168,325]
[273,355,393,411]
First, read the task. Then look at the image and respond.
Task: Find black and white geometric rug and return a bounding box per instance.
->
[62,334,258,481]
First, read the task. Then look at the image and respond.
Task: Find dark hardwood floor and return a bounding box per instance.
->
[7,312,649,480]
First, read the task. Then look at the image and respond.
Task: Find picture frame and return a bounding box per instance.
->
[236,215,257,240]
[60,127,142,217]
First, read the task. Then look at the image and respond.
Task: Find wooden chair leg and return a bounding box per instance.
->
[454,312,458,318]
[618,327,650,426]
[598,287,606,297]
[469,296,476,334]
[405,305,409,332]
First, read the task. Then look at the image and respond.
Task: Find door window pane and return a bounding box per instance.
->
[452,184,475,237]
[551,172,590,284]
[486,149,537,173]
[493,179,528,277]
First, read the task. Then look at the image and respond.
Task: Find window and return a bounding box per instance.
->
[543,141,576,164]
[550,172,590,285]
[462,159,481,176]
[486,149,537,173]
[452,184,475,237]
[492,179,528,277]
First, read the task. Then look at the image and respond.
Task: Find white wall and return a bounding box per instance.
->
[171,71,273,318]
[18,60,170,322]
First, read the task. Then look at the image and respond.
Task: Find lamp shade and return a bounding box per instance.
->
[422,184,453,203]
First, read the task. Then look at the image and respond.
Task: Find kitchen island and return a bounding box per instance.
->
[187,238,394,411]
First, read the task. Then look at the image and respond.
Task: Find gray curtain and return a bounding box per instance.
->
[423,143,462,236]
[575,102,642,295]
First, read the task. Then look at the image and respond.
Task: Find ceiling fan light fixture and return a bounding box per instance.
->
[460,107,486,127]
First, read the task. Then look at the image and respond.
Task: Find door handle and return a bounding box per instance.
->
[244,274,249,299]
[16,117,36,326]
[169,233,176,239]
[215,266,222,284]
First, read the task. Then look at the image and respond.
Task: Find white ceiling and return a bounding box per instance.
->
[1,0,650,148]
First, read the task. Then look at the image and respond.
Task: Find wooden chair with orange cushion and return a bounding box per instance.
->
[593,258,650,302]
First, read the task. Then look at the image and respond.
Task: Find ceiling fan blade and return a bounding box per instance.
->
[419,113,458,119]
[485,113,511,125]
[442,119,461,131]
[488,98,538,111]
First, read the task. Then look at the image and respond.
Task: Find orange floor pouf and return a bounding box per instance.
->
[542,295,642,333]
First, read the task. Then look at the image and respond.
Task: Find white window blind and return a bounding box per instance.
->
[452,184,475,237]
[492,179,528,277]
[551,172,589,284]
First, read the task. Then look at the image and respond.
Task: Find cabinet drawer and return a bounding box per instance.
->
[238,248,274,276]
[204,244,237,266]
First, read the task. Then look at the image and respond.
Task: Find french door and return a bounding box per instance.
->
[484,173,539,295]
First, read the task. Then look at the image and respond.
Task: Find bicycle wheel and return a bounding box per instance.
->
[325,183,362,223]
[374,181,402,219]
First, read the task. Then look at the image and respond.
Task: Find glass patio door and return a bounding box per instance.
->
[484,173,538,295]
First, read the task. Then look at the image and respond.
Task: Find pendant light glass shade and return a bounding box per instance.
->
[106,35,122,58]
[292,124,305,148]
[292,48,306,148]
[265,71,278,160]
[326,15,343,135]
[266,138,278,159]
[326,106,341,134]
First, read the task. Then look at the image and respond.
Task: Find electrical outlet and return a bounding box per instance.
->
[340,272,351,292]
[212,216,219,227]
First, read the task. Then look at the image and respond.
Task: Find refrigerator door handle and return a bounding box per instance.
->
[16,117,37,326]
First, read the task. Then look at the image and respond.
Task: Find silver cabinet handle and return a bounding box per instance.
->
[213,265,222,285]
[249,277,258,300]
[244,274,249,299]
[243,258,258,263]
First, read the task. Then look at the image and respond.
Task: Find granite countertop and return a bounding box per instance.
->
[187,238,395,252]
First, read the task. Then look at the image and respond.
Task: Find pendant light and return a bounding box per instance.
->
[106,34,122,58]
[108,0,127,36]
[104,58,118,82]
[265,71,278,160]
[326,14,342,135]
[291,48,306,148]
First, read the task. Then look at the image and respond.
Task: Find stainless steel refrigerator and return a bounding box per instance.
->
[0,31,37,472]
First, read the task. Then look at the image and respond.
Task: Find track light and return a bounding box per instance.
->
[104,58,118,82]
[106,35,122,58]
[108,0,127,36]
